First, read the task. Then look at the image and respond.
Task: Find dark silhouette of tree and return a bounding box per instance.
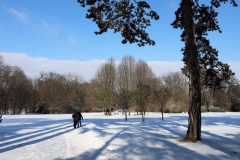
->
[78,0,159,47]
[78,0,237,142]
[173,0,236,141]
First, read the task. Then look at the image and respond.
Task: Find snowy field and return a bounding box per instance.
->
[0,112,239,160]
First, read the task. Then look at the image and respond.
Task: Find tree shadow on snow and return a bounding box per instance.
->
[0,116,73,153]
[161,114,240,159]
[56,114,240,160]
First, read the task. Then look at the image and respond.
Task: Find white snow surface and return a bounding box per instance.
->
[0,112,240,160]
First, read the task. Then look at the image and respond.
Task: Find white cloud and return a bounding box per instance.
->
[3,5,29,23]
[0,52,104,81]
[1,52,240,81]
[147,61,183,76]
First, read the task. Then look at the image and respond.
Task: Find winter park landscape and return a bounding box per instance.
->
[0,2,240,159]
[0,112,240,160]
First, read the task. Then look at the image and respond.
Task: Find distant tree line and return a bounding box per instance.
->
[0,55,239,117]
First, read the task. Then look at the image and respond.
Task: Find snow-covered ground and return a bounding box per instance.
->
[0,112,239,160]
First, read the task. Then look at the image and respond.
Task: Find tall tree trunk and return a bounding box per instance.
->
[182,0,202,142]
[141,112,145,122]
[161,108,164,120]
[109,104,111,115]
[124,108,128,121]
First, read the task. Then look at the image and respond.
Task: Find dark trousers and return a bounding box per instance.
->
[73,121,78,128]
[78,119,82,127]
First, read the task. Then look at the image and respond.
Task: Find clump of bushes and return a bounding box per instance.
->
[201,106,207,112]
[201,106,226,112]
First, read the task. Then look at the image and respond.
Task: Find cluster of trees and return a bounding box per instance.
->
[0,55,87,114]
[90,56,189,122]
[201,77,240,112]
[0,54,239,117]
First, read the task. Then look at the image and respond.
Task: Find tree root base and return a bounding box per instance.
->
[179,137,200,143]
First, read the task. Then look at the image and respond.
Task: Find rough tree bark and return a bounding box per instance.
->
[182,0,201,141]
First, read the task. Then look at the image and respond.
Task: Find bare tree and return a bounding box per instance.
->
[8,66,32,114]
[116,55,136,121]
[226,77,240,112]
[0,55,6,120]
[0,60,11,114]
[152,77,172,120]
[0,56,33,114]
[93,57,116,115]
[85,79,103,112]
[27,78,40,113]
[161,72,188,113]
[134,60,155,122]
[38,72,66,114]
[63,73,85,112]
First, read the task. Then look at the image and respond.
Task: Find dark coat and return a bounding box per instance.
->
[77,111,83,120]
[72,111,79,121]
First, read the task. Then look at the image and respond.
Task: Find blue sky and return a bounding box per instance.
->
[0,0,239,80]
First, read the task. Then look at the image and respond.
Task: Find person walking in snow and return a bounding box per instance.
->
[72,110,79,129]
[77,110,83,127]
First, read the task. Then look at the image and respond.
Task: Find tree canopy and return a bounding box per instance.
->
[78,0,159,46]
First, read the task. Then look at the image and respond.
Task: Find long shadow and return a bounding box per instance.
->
[0,119,71,141]
[64,120,135,160]
[0,123,71,152]
[160,115,240,159]
[56,116,239,160]
[54,118,136,160]
[138,116,240,159]
[0,117,73,153]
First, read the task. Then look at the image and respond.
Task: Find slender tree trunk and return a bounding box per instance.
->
[109,104,111,115]
[182,0,202,142]
[161,108,164,120]
[141,111,145,122]
[50,106,52,114]
[125,108,128,121]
